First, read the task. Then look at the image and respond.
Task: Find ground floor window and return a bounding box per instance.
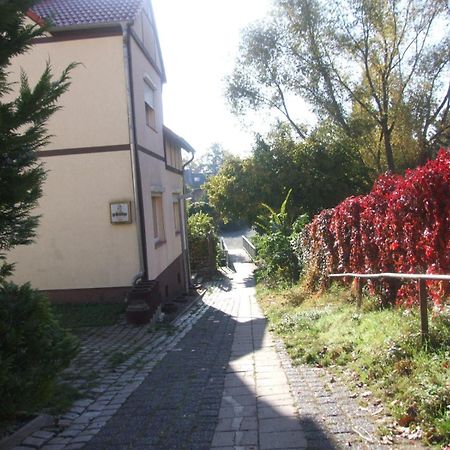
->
[173,196,181,234]
[151,194,165,245]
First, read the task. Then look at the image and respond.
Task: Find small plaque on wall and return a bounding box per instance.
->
[110,202,132,224]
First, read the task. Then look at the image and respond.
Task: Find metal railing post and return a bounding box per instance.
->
[418,279,429,345]
[329,272,450,347]
[355,277,362,309]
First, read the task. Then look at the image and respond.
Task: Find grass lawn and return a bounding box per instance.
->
[52,303,125,329]
[257,283,450,446]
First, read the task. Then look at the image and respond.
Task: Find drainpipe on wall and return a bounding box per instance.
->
[122,22,148,284]
[181,150,195,292]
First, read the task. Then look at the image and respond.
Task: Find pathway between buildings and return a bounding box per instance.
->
[12,247,425,450]
[83,251,314,449]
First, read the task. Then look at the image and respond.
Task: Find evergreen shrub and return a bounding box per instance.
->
[0,282,78,419]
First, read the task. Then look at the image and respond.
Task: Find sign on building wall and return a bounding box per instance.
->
[110,202,132,224]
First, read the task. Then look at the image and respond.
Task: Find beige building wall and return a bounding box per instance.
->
[142,156,183,281]
[128,26,184,282]
[10,151,140,289]
[8,34,141,292]
[10,34,130,150]
[129,36,165,157]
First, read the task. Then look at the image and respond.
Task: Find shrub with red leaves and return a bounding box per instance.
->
[295,148,450,306]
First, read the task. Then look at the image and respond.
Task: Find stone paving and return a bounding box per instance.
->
[11,249,426,450]
[11,287,218,450]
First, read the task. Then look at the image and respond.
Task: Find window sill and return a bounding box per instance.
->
[154,240,166,249]
[146,124,158,133]
[166,165,183,175]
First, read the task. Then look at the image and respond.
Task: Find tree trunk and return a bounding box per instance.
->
[417,138,432,167]
[381,121,395,172]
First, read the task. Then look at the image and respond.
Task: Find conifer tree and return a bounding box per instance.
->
[0,0,75,279]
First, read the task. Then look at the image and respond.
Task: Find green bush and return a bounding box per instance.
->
[254,231,299,286]
[254,190,308,286]
[187,201,215,217]
[188,212,218,273]
[188,211,216,238]
[0,282,78,419]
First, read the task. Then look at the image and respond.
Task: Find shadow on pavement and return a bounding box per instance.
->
[224,244,252,274]
[84,261,336,450]
[216,274,232,292]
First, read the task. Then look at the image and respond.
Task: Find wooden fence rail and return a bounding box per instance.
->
[329,272,450,345]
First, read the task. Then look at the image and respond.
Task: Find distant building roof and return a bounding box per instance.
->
[31,0,143,28]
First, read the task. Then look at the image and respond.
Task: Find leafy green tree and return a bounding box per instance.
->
[227,0,449,172]
[205,124,371,226]
[252,124,373,217]
[226,23,308,140]
[190,143,232,176]
[204,155,256,224]
[0,0,76,279]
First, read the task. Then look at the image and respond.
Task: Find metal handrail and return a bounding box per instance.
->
[329,273,450,281]
[242,235,257,260]
[329,272,450,345]
[220,237,230,268]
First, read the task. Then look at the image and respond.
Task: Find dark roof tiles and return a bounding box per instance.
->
[32,0,143,27]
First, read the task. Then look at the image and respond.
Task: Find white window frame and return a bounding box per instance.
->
[144,76,156,130]
[173,195,181,234]
[151,193,165,246]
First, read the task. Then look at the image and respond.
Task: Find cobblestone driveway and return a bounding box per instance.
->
[12,250,425,450]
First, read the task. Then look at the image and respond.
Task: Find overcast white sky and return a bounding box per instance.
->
[152,0,273,157]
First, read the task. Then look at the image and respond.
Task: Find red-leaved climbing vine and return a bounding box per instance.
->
[295,148,450,306]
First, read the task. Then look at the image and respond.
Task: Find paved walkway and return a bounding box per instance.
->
[12,249,425,450]
[83,255,311,449]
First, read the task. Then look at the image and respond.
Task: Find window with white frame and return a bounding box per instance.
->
[144,79,156,129]
[151,194,165,244]
[173,196,181,233]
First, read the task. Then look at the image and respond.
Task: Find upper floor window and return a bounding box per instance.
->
[144,79,156,130]
[165,139,182,170]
